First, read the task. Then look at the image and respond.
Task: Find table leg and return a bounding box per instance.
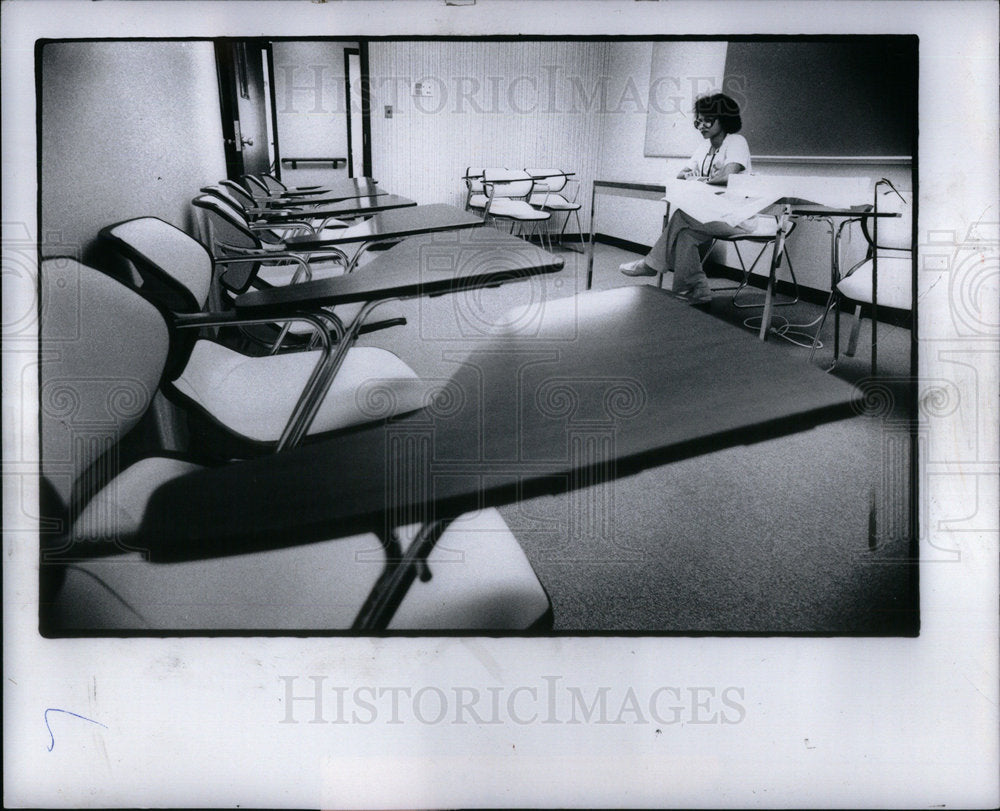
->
[353,517,457,630]
[586,184,597,290]
[820,216,840,362]
[657,202,670,289]
[758,206,790,341]
[279,297,399,449]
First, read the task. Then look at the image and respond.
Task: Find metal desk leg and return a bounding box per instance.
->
[657,203,670,290]
[353,517,457,631]
[759,206,790,341]
[586,184,597,290]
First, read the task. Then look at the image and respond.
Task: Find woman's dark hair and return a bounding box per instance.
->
[694,93,742,134]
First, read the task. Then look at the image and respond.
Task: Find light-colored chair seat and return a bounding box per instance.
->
[252,256,345,288]
[528,192,581,211]
[837,254,912,310]
[488,199,550,220]
[40,258,553,633]
[56,486,549,629]
[467,193,488,210]
[172,342,431,443]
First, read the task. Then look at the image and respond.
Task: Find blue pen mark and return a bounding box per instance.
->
[44,708,108,752]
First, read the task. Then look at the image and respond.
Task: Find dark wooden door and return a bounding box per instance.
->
[215,40,276,179]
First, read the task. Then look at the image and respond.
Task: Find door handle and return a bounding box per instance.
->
[241,136,254,147]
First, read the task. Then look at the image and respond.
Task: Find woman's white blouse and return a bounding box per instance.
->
[683,133,752,178]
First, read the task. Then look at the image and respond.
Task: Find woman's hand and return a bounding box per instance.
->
[706,162,746,186]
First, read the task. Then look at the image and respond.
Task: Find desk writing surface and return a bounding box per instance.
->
[282,204,484,250]
[236,227,564,313]
[258,194,415,220]
[141,286,860,559]
[272,178,385,202]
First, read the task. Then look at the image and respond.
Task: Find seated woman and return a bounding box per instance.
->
[620,93,751,305]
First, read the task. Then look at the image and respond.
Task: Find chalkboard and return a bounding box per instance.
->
[721,39,917,158]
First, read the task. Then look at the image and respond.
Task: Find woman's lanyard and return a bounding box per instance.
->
[700,137,724,178]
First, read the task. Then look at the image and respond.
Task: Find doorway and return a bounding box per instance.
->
[215,40,278,179]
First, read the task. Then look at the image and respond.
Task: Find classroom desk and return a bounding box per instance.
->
[237,226,564,448]
[282,203,485,273]
[141,285,860,630]
[252,194,415,224]
[714,201,900,344]
[779,204,901,363]
[264,178,386,205]
[528,170,576,181]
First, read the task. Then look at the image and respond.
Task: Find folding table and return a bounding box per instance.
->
[141,285,861,630]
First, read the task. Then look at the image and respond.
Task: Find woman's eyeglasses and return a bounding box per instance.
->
[693,117,716,129]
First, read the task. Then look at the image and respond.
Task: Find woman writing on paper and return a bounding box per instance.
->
[620,93,753,305]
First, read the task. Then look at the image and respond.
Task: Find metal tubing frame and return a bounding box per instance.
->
[173,310,338,452]
[351,516,457,631]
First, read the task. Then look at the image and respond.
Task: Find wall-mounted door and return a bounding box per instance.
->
[215,40,277,178]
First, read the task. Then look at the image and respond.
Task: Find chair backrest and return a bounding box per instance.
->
[525,169,568,194]
[862,187,912,252]
[191,193,259,251]
[483,168,534,199]
[465,167,487,194]
[99,217,214,313]
[261,173,288,193]
[191,194,270,295]
[202,182,255,216]
[40,258,170,510]
[242,174,271,198]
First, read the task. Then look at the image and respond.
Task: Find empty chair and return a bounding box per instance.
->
[192,192,349,295]
[38,257,552,632]
[526,168,585,251]
[482,169,551,246]
[97,217,427,450]
[463,166,491,214]
[810,185,912,371]
[200,182,348,238]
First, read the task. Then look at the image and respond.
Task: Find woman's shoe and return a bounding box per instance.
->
[619,259,656,277]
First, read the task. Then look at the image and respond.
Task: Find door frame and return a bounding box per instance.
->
[344,47,360,179]
[344,43,373,179]
[214,38,280,180]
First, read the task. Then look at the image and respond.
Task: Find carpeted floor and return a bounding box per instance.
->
[350,240,917,634]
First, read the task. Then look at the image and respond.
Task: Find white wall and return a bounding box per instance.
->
[367,40,608,222]
[40,41,225,258]
[597,41,713,247]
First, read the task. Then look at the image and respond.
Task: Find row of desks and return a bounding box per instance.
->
[132,183,862,628]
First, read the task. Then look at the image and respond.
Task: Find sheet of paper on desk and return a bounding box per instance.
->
[727,174,875,209]
[661,178,782,227]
